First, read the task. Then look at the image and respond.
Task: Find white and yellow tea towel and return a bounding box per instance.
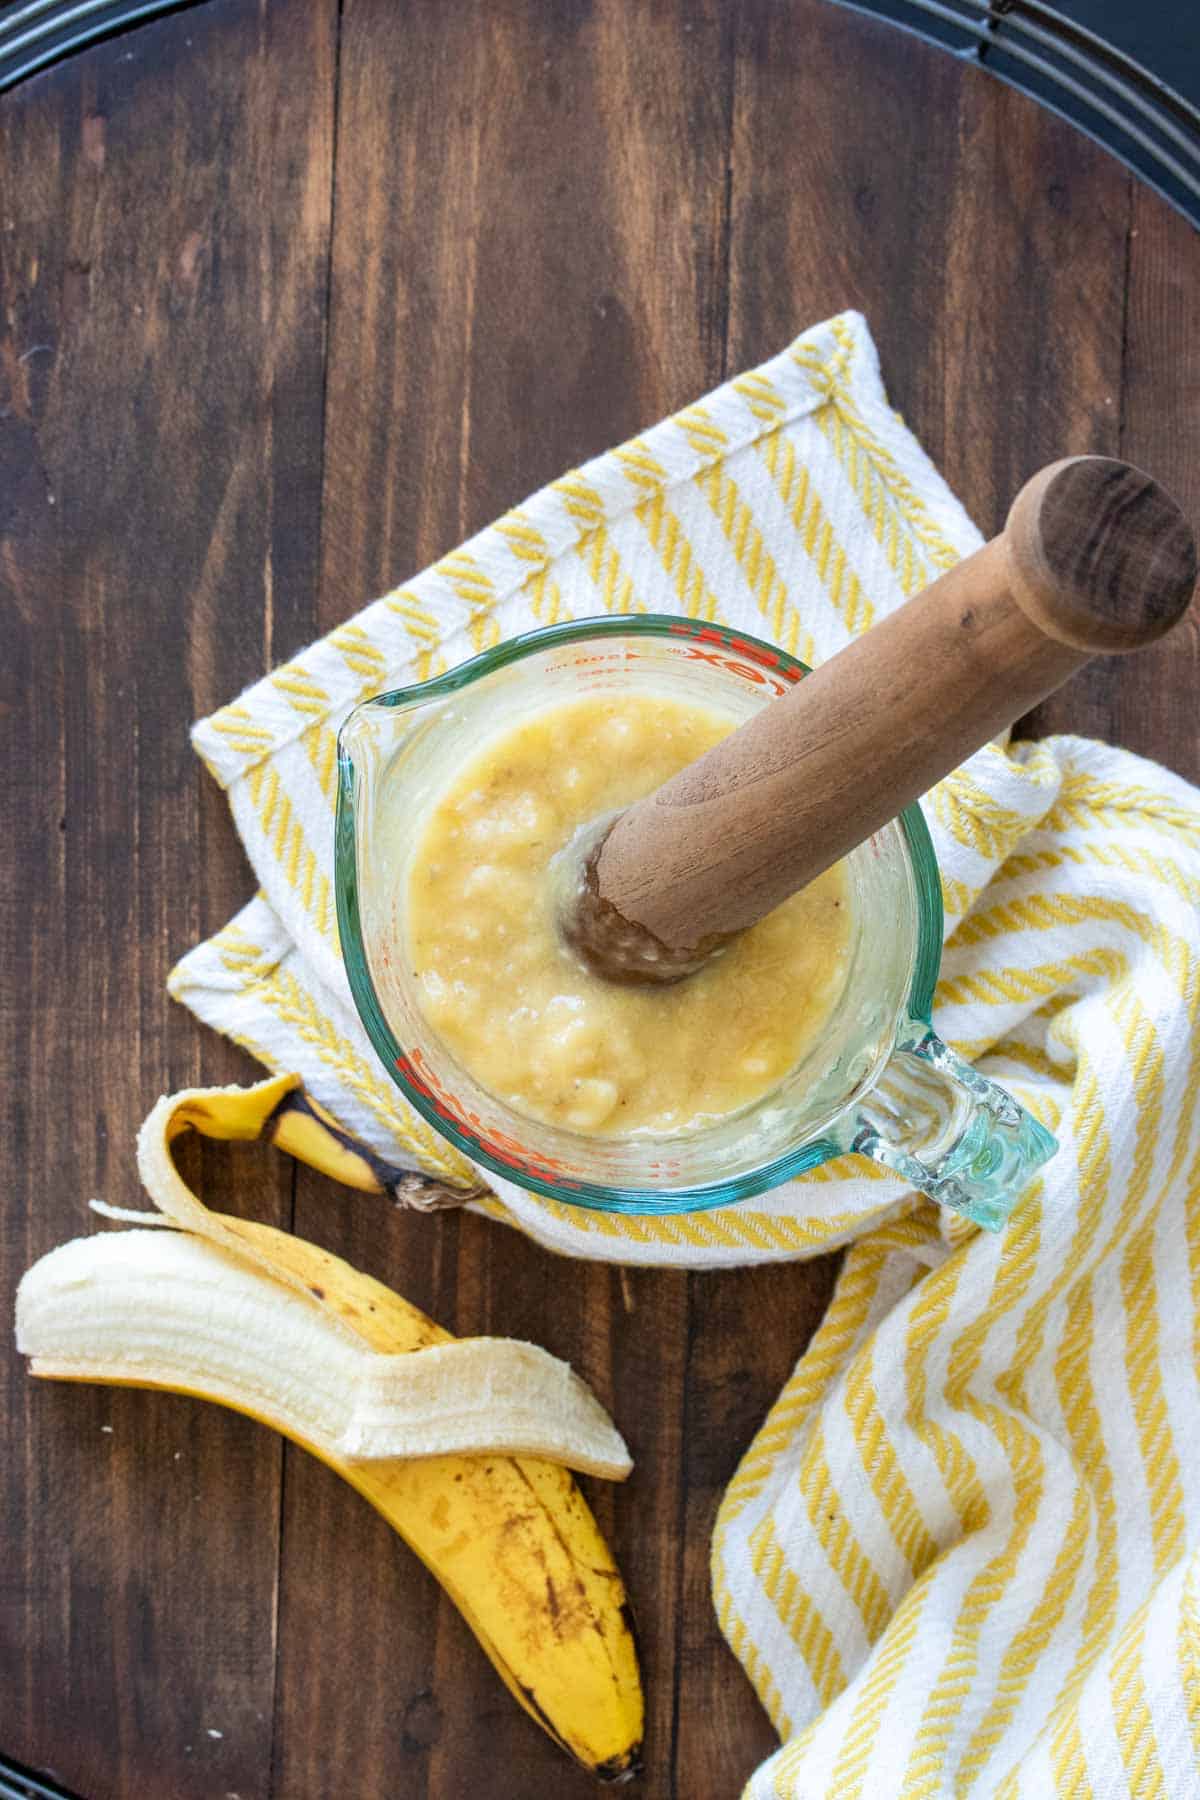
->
[172,311,1200,1795]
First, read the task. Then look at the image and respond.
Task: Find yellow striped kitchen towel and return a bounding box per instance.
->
[172,309,1200,1795]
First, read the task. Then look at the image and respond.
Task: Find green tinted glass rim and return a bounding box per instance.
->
[334,614,945,1214]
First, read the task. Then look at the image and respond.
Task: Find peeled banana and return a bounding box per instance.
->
[16,1078,644,1780]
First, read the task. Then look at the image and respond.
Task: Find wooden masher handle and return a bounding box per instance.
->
[585,457,1197,963]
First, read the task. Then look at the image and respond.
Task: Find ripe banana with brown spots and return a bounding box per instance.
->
[16,1077,643,1780]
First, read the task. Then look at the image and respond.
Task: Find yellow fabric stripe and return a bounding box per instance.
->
[417,647,448,684]
[936,947,1128,1012]
[814,403,934,600]
[823,1578,936,1800]
[789,338,853,397]
[268,666,331,715]
[955,895,1199,1010]
[991,838,1200,904]
[303,719,340,805]
[193,918,274,983]
[244,764,335,943]
[1048,1713,1094,1798]
[526,565,573,626]
[383,588,443,645]
[750,1516,847,1707]
[206,702,277,752]
[941,873,975,921]
[467,611,502,654]
[842,1333,942,1577]
[436,549,494,608]
[759,430,875,635]
[1181,1550,1200,1778]
[903,1253,986,1538]
[673,402,729,457]
[862,1207,944,1262]
[1120,1211,1182,1570]
[697,460,815,662]
[419,546,502,652]
[635,489,725,622]
[167,912,278,994]
[928,768,1038,866]
[328,622,389,683]
[796,1420,894,1641]
[947,1187,1043,1394]
[1110,984,1185,1577]
[998,1060,1109,1415]
[901,1195,1048,1787]
[492,507,550,565]
[810,314,961,573]
[905,1422,1044,1792]
[1144,917,1200,1203]
[577,522,645,615]
[713,1559,793,1740]
[732,369,788,423]
[550,470,607,529]
[1108,1592,1166,1800]
[984,1041,1062,1081]
[613,437,669,490]
[1046,1281,1119,1778]
[511,1185,872,1256]
[719,1244,890,1525]
[958,1475,1093,1788]
[1048,775,1200,844]
[732,1207,875,1252]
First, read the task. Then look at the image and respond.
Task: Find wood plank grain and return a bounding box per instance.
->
[1024,182,1200,780]
[728,0,964,417]
[277,3,733,1794]
[728,0,1130,506]
[922,69,1130,519]
[4,1,1197,1797]
[673,1260,837,1798]
[0,1,335,1795]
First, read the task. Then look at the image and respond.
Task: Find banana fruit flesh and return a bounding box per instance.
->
[16,1077,644,1781]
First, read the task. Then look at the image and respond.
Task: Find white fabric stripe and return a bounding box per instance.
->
[1157,1128,1200,1554]
[855,1288,972,1554]
[1141,1560,1196,1799]
[712,439,854,662]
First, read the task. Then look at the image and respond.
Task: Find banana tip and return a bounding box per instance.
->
[594,1745,644,1783]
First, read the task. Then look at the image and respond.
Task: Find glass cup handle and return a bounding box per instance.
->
[847,1026,1057,1232]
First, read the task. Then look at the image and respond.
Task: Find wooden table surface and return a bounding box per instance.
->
[2,3,1197,1796]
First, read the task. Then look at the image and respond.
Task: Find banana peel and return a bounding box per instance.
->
[178,1068,485,1210]
[16,1077,644,1781]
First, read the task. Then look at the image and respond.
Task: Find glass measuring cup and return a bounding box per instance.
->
[335,616,1055,1231]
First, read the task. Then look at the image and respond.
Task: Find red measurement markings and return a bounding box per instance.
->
[396,1049,585,1189]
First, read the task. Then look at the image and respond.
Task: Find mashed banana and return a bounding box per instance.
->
[406,695,851,1136]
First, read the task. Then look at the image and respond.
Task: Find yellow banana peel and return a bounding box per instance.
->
[16,1076,644,1781]
[178,1068,485,1209]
